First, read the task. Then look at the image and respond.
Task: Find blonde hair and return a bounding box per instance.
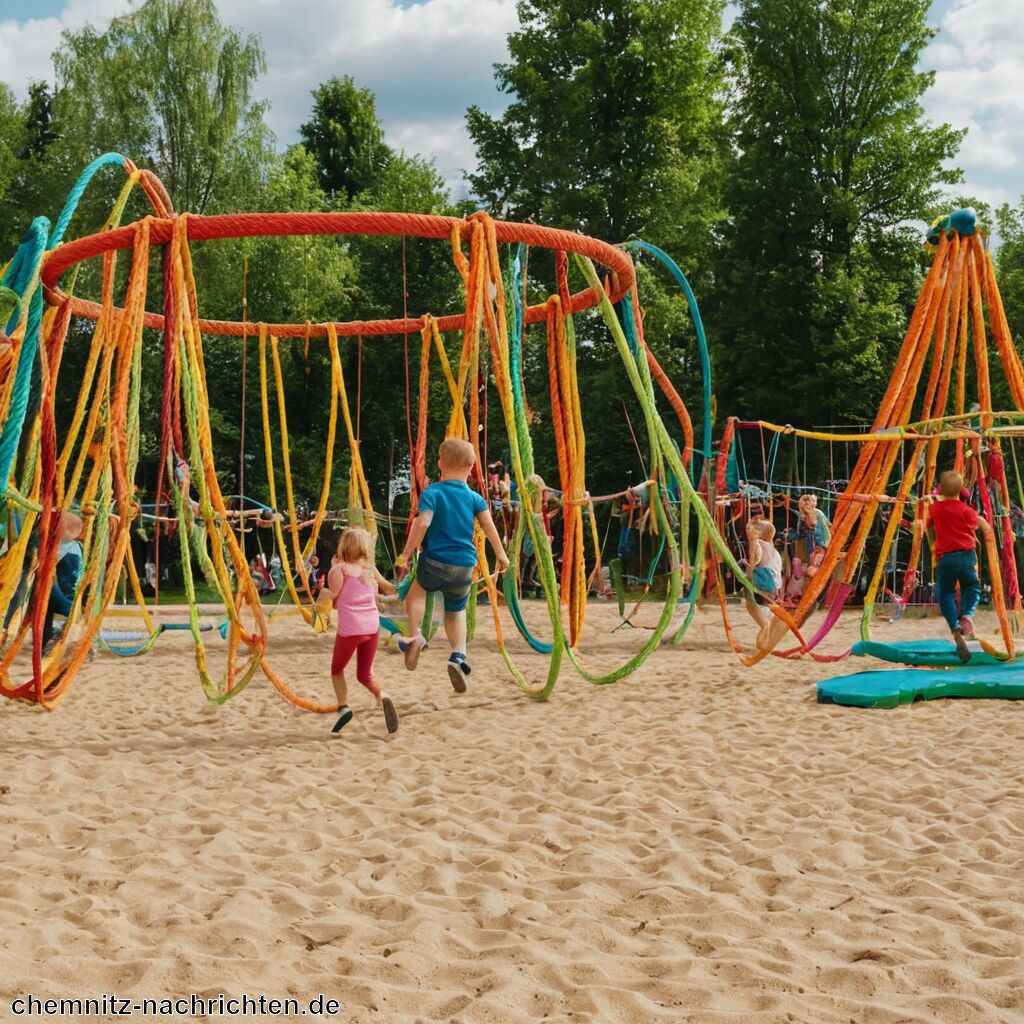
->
[438,437,475,470]
[939,470,964,497]
[759,520,777,541]
[336,527,375,565]
[798,493,817,510]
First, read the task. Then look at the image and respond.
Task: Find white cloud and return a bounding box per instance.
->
[0,0,516,191]
[216,0,518,190]
[922,0,1024,204]
[0,0,132,93]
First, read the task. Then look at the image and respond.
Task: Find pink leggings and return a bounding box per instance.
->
[331,633,379,692]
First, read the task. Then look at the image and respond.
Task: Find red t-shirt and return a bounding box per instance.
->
[930,499,979,557]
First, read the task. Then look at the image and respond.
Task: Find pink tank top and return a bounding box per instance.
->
[331,562,380,637]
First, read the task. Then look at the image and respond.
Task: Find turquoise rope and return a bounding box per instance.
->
[620,290,700,603]
[625,240,713,485]
[503,570,554,654]
[0,153,128,496]
[0,219,49,491]
[502,245,557,654]
[48,152,128,248]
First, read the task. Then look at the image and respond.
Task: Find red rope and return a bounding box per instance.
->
[43,212,634,339]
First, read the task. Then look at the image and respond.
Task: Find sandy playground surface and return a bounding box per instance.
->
[1,600,1023,1023]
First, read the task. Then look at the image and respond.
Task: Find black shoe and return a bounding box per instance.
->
[381,696,399,734]
[331,705,354,733]
[447,652,470,693]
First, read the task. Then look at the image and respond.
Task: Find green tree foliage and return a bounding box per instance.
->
[467,0,724,245]
[193,146,359,506]
[466,0,727,494]
[996,199,1024,353]
[299,76,392,203]
[713,0,964,433]
[53,0,271,215]
[0,84,24,205]
[18,82,58,161]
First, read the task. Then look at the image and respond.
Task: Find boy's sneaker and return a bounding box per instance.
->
[952,629,971,664]
[959,615,975,640]
[398,635,427,671]
[331,705,354,733]
[447,652,470,693]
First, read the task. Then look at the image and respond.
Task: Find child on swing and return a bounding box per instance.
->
[327,527,399,735]
[745,517,784,649]
[927,469,993,664]
[397,438,510,691]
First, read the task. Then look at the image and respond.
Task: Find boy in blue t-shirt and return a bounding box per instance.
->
[397,438,509,691]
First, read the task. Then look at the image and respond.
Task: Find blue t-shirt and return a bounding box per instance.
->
[418,479,488,567]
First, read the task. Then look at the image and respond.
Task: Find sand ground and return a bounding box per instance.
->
[1,600,1023,1023]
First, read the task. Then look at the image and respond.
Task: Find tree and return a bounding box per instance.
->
[467,0,725,246]
[345,151,461,510]
[466,0,728,496]
[0,84,23,209]
[712,0,964,433]
[299,76,392,203]
[18,82,58,160]
[996,198,1024,358]
[51,0,271,216]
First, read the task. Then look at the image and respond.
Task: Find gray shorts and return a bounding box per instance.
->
[416,556,476,612]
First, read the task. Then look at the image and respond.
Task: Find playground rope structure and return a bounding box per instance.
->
[5,160,1008,711]
[713,210,1023,665]
[0,155,764,710]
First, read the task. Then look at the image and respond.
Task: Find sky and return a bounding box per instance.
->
[0,0,1020,212]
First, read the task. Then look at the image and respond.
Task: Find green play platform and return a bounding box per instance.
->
[850,638,1006,667]
[817,662,1024,709]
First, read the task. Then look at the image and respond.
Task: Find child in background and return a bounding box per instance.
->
[745,518,783,649]
[43,511,84,651]
[521,473,559,597]
[927,469,993,664]
[794,493,831,556]
[328,527,399,735]
[397,438,510,692]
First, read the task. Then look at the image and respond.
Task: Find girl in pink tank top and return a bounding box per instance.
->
[326,528,399,735]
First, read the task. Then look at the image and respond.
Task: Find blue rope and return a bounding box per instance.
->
[0,218,49,490]
[503,243,555,654]
[0,153,128,497]
[625,241,713,486]
[49,152,128,247]
[766,432,781,492]
[509,244,526,411]
[621,291,642,362]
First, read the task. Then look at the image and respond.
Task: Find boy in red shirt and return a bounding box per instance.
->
[928,470,993,663]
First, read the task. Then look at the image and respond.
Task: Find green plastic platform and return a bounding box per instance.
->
[817,663,1024,709]
[850,638,1005,667]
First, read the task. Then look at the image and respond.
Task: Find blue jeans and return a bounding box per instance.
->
[936,549,981,632]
